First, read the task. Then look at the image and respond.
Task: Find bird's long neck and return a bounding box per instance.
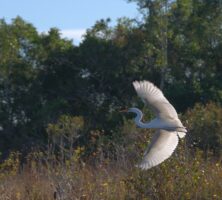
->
[132,108,147,128]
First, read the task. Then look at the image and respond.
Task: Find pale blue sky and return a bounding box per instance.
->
[1,0,139,44]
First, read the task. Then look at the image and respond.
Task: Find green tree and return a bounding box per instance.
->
[167,0,222,110]
[0,17,40,152]
[128,0,222,111]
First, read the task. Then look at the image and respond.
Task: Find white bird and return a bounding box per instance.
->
[128,80,187,170]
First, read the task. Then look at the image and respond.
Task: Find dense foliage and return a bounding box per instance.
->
[0,0,222,165]
[1,0,222,157]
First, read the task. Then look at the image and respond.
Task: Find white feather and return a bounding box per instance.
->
[137,129,178,170]
[132,80,187,132]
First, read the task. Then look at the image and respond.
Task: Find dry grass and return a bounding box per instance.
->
[0,145,222,200]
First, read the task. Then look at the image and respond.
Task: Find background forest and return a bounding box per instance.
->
[1,0,222,199]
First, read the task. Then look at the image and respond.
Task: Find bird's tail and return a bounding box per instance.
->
[175,126,187,133]
[177,132,186,138]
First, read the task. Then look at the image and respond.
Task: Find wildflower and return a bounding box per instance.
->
[185,192,190,197]
[120,180,124,185]
[16,192,21,200]
[101,182,108,187]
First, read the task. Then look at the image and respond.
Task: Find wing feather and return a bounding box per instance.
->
[133,80,178,119]
[137,129,179,170]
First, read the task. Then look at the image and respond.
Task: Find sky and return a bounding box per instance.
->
[0,0,139,45]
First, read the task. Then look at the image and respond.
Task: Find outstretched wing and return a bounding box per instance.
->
[137,129,179,170]
[133,80,178,119]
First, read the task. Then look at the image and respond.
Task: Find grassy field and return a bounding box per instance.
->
[0,143,222,200]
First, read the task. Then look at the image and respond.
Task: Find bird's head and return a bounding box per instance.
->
[120,107,143,127]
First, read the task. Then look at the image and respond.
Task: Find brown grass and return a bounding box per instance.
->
[0,145,222,200]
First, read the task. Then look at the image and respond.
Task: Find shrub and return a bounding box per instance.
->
[0,152,20,180]
[183,102,222,156]
[46,115,84,161]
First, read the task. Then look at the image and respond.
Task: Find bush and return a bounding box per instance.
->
[183,102,222,156]
[46,115,84,161]
[123,148,222,200]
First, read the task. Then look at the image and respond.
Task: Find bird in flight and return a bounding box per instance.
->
[127,80,187,170]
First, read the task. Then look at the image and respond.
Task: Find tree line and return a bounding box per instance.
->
[0,0,222,157]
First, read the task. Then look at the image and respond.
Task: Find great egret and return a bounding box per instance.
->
[128,80,187,170]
